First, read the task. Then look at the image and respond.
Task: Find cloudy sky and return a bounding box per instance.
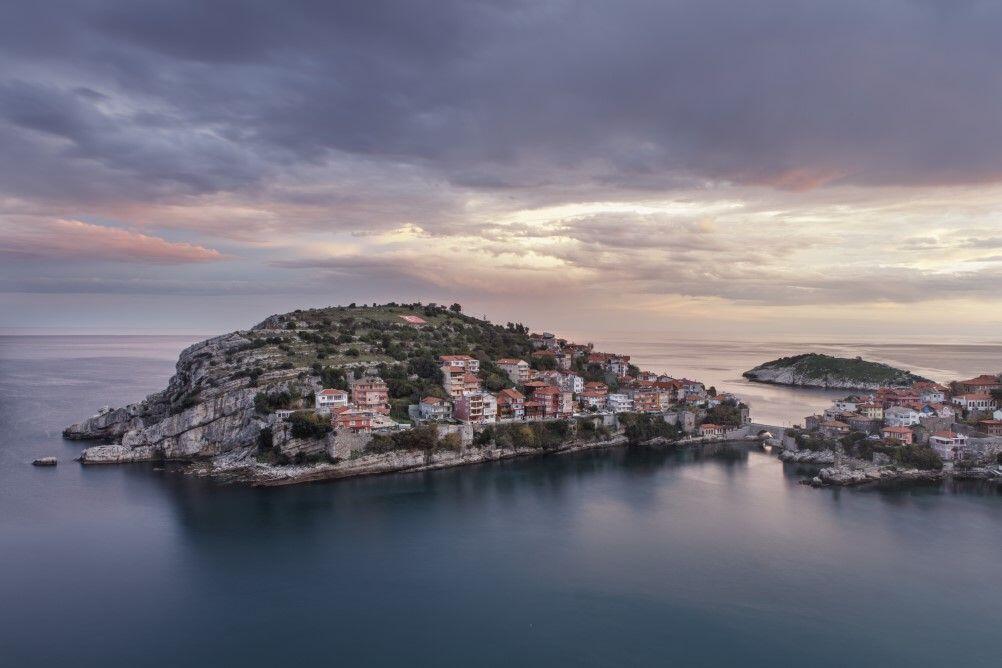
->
[2,0,1001,337]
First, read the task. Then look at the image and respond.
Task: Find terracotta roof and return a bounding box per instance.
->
[319,388,347,396]
[498,388,524,401]
[496,358,526,365]
[421,396,445,405]
[932,430,962,439]
[882,426,912,434]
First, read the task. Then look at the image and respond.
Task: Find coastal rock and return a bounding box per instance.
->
[32,457,57,466]
[778,449,836,465]
[79,444,159,464]
[817,462,945,486]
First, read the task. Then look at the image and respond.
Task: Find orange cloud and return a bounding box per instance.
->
[0,218,225,263]
[744,168,847,192]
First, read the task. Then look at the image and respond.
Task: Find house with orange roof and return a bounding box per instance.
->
[331,405,373,434]
[977,420,1002,437]
[881,425,914,445]
[497,388,525,420]
[956,374,1001,394]
[699,423,726,437]
[952,393,997,414]
[350,376,390,415]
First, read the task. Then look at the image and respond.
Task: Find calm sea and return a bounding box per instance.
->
[2,335,1002,667]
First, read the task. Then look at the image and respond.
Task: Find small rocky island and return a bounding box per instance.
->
[743,353,928,390]
[64,303,750,486]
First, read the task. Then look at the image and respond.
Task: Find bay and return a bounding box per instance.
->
[2,335,1002,667]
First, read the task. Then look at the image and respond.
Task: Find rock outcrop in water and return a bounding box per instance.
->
[743,353,928,390]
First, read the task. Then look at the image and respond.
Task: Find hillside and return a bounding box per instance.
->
[742,353,928,390]
[63,303,533,464]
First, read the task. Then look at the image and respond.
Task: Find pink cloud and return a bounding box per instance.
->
[0,218,225,263]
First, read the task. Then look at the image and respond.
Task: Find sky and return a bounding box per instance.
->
[2,0,1001,339]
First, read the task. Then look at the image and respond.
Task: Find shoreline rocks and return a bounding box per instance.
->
[778,449,836,465]
[32,457,57,466]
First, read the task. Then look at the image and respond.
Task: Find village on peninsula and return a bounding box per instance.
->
[62,303,1002,487]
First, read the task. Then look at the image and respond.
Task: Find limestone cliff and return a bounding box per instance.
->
[64,303,535,473]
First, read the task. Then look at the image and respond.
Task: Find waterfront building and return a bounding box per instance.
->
[929,431,968,460]
[699,423,726,437]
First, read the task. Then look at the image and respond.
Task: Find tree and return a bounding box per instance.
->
[289,412,331,439]
[449,303,462,313]
[991,388,1002,406]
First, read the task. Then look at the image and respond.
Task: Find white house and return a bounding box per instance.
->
[315,388,348,415]
[418,396,452,421]
[481,391,498,423]
[834,399,858,413]
[929,431,968,461]
[560,372,584,394]
[952,394,997,413]
[884,405,920,427]
[606,393,633,413]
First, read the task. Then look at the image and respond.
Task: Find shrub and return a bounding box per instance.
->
[289,411,331,439]
[438,432,463,451]
[620,413,680,444]
[256,427,273,452]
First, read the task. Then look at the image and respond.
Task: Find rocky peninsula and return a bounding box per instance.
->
[743,353,928,390]
[64,303,746,485]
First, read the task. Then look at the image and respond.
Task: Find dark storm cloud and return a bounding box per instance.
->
[3,0,1002,216]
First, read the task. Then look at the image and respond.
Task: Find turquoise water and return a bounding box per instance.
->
[2,336,1002,667]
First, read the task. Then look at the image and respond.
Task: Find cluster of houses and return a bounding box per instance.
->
[803,374,1002,461]
[311,375,397,434]
[307,332,749,437]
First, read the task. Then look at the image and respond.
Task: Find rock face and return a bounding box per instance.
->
[743,353,928,390]
[778,448,836,465]
[66,330,317,467]
[64,304,539,480]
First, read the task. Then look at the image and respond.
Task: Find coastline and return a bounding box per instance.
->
[80,431,753,486]
[778,449,1002,487]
